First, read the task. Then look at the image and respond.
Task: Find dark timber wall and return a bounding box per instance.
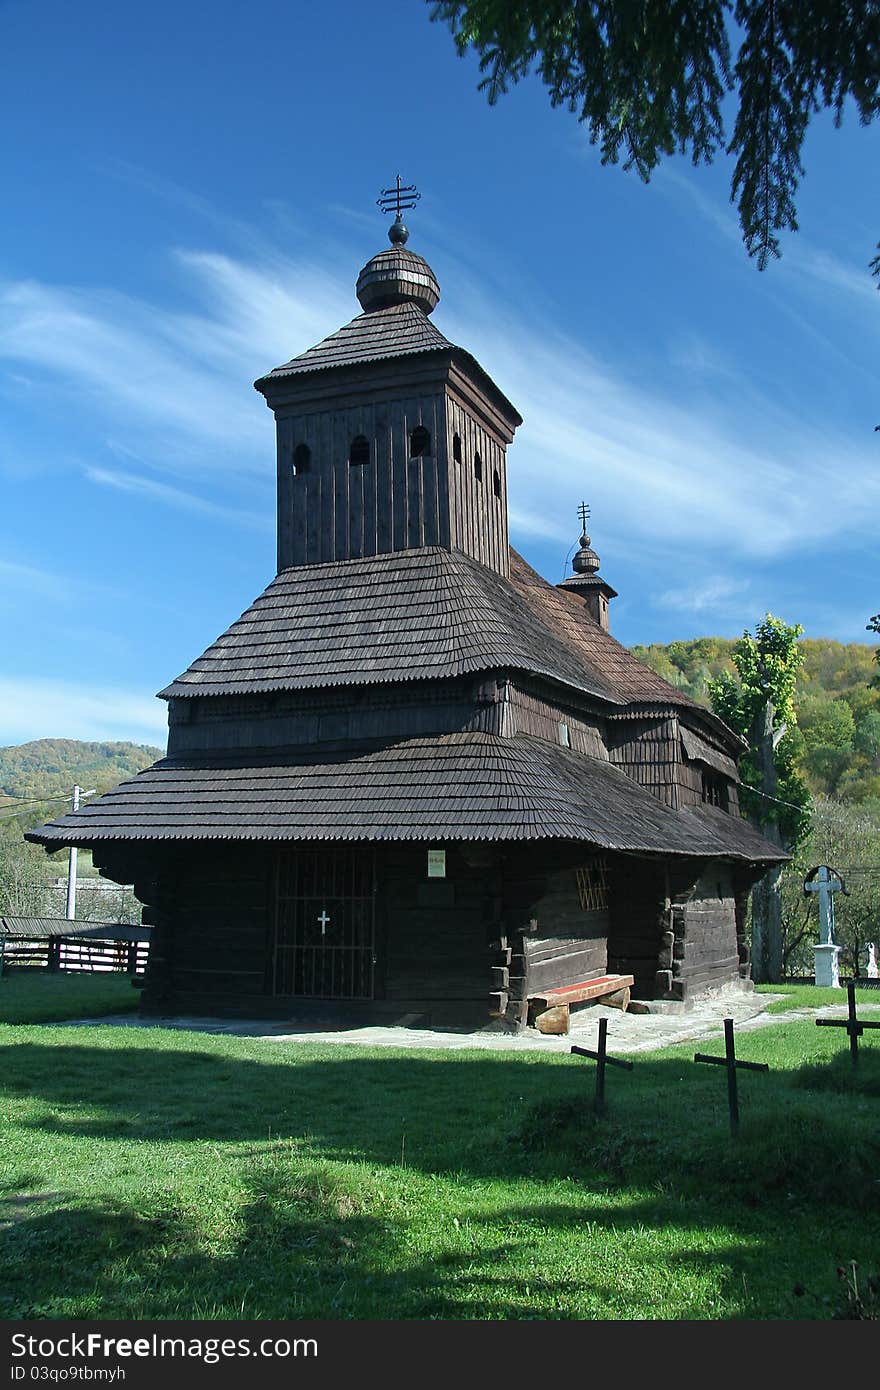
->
[672,862,741,998]
[276,392,448,568]
[272,374,513,577]
[379,845,500,1004]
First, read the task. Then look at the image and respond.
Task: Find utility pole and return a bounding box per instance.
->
[65,785,96,920]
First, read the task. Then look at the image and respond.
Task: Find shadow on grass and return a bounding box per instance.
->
[0,1169,818,1321]
[3,1039,879,1318]
[3,1039,880,1202]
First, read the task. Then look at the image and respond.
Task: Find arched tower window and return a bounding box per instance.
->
[452,432,462,463]
[293,443,311,475]
[474,451,483,483]
[349,434,370,466]
[493,467,501,499]
[409,425,430,458]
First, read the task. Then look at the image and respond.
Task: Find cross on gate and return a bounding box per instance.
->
[816,979,880,1064]
[571,1017,634,1115]
[317,910,330,937]
[694,1017,769,1136]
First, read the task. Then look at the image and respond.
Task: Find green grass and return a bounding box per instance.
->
[0,970,139,1024]
[755,982,880,1014]
[0,1006,878,1320]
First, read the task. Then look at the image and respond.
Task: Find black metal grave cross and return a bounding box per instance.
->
[571,1017,634,1115]
[694,1017,769,1136]
[816,979,880,1063]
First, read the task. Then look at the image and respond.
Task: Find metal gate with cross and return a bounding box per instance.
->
[272,848,376,999]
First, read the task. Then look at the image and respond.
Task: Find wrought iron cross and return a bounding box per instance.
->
[695,1017,769,1136]
[571,1018,634,1116]
[578,501,590,533]
[377,176,421,220]
[816,979,880,1064]
[317,910,330,937]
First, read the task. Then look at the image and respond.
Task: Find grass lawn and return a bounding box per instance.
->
[1,977,878,1320]
[0,970,139,1024]
[755,982,880,1015]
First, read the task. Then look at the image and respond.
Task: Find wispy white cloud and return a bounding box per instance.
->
[438,282,880,563]
[0,677,167,747]
[655,576,750,616]
[0,558,106,604]
[86,467,273,532]
[1,228,878,584]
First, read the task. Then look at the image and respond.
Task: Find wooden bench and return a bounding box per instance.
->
[528,974,635,1035]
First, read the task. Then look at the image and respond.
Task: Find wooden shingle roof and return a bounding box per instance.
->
[508,550,702,710]
[26,733,785,862]
[159,546,623,704]
[254,300,522,425]
[258,301,452,378]
[159,544,717,726]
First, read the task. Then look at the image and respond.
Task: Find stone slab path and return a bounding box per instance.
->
[66,989,880,1056]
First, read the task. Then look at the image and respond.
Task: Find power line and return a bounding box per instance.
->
[0,792,69,804]
[742,785,811,814]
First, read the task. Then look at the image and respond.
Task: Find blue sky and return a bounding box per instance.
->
[1,0,878,748]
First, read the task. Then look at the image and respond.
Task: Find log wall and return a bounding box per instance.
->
[669,862,741,999]
[167,679,499,756]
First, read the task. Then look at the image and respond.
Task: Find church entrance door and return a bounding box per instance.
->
[271,848,376,999]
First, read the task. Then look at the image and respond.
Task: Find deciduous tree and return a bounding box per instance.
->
[707,614,811,981]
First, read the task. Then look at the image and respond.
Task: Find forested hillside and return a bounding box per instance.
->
[0,739,162,917]
[631,638,880,803]
[0,738,162,802]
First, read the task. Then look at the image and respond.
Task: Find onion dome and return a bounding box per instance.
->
[572,531,601,575]
[356,246,441,316]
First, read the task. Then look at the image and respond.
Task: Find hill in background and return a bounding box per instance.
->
[632,638,880,803]
[0,738,162,803]
[0,740,163,908]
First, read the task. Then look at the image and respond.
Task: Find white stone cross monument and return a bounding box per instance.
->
[803,865,847,988]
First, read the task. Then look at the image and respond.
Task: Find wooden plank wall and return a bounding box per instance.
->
[671,862,741,998]
[502,682,607,756]
[167,680,500,756]
[678,753,741,814]
[496,845,610,1023]
[378,845,500,1002]
[93,846,272,1015]
[445,397,509,575]
[607,717,682,808]
[276,393,447,569]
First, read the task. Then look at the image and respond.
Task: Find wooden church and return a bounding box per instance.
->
[30,189,786,1027]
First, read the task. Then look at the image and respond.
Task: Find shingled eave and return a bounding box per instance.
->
[25,732,787,864]
[513,551,745,755]
[253,302,521,429]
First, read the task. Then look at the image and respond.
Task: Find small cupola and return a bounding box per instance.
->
[557,503,618,631]
[355,179,440,314]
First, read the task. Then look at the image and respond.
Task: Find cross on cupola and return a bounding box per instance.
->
[377,176,421,246]
[254,173,522,576]
[556,501,618,631]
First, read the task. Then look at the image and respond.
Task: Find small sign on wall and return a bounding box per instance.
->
[427,849,446,879]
